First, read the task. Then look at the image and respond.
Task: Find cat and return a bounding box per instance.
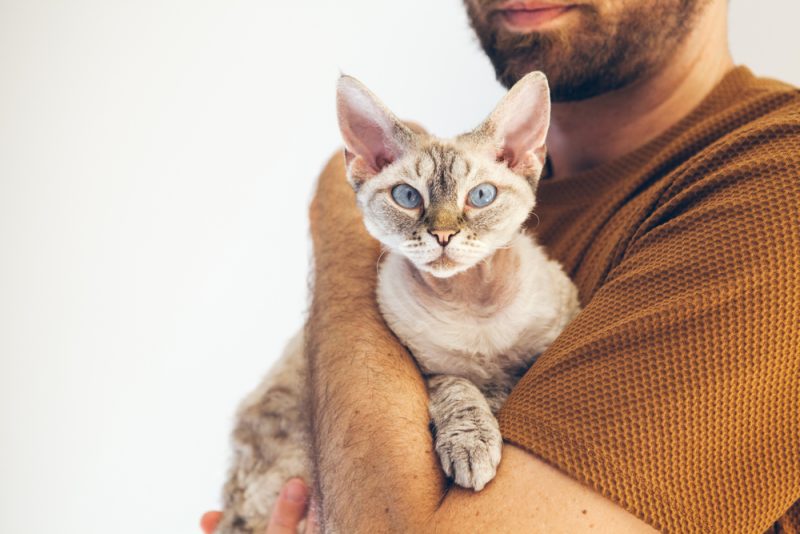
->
[214,71,580,534]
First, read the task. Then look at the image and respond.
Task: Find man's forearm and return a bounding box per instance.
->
[306,153,446,531]
[306,312,445,531]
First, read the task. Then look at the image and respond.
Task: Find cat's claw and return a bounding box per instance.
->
[435,421,503,491]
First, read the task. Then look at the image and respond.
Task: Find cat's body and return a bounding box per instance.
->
[215,72,580,533]
[379,230,576,391]
[378,225,578,491]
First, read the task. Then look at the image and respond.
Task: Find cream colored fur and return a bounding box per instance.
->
[378,232,578,389]
[215,72,580,532]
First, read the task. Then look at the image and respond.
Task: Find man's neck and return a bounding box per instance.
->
[545,1,734,178]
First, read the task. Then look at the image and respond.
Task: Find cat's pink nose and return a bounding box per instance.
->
[428,228,460,247]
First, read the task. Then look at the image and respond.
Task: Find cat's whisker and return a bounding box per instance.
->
[375,247,389,274]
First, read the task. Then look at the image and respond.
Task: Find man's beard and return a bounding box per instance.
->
[465,0,708,101]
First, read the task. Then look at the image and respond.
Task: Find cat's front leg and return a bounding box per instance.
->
[427,375,503,492]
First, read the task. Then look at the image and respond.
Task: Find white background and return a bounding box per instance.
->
[1,1,797,533]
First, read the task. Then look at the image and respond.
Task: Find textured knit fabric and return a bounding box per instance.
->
[497,66,800,533]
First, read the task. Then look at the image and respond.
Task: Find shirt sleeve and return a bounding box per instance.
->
[498,125,800,533]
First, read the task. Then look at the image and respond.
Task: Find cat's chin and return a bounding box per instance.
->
[416,256,476,279]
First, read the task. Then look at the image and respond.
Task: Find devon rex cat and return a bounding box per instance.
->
[215,71,580,533]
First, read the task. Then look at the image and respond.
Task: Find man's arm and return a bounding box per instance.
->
[306,152,656,533]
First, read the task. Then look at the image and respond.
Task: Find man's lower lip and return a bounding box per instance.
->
[498,6,573,30]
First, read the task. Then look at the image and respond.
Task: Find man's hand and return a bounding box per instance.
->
[199,479,318,534]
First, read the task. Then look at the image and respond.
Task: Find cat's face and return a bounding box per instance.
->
[337,72,550,278]
[353,140,535,277]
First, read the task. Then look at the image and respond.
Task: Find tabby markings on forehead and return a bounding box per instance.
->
[397,168,414,184]
[414,151,433,179]
[414,143,476,205]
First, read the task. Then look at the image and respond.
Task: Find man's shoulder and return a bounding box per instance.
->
[715,69,800,143]
[630,71,800,247]
[629,67,799,197]
[732,71,799,134]
[743,71,799,99]
[670,72,800,190]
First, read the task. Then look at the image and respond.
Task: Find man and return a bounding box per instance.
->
[203,0,799,531]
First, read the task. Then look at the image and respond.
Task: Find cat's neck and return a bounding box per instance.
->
[401,240,522,313]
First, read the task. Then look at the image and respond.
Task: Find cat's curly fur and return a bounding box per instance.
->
[215,72,580,533]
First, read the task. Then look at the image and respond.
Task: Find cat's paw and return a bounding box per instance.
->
[435,416,502,491]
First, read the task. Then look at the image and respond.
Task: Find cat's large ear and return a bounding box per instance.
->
[336,75,415,189]
[472,71,551,180]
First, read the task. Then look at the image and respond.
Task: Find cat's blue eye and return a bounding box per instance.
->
[467,183,497,208]
[391,184,422,209]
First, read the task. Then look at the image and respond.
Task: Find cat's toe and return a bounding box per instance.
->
[453,440,501,491]
[436,425,502,491]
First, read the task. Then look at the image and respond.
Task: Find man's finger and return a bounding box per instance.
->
[200,511,222,534]
[267,478,310,534]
